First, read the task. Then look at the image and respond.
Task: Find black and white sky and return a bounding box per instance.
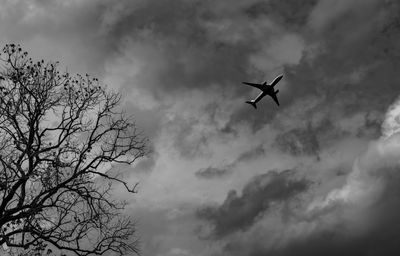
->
[2,0,400,255]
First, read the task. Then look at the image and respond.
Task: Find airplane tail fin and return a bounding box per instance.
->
[246,101,257,109]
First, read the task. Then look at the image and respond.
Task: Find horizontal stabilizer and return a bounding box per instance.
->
[246,101,257,109]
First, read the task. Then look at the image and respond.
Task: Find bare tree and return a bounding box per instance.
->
[0,44,147,255]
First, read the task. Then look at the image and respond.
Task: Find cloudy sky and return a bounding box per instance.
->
[2,0,400,255]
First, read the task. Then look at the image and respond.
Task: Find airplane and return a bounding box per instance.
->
[243,74,283,109]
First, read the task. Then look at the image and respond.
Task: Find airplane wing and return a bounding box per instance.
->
[270,74,283,87]
[269,93,280,106]
[242,82,263,90]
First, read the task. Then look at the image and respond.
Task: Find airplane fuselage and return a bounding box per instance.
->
[253,85,276,103]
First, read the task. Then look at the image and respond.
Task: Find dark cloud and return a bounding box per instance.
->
[1,0,254,97]
[131,206,206,256]
[245,0,318,29]
[96,0,320,140]
[194,145,265,180]
[197,169,310,238]
[170,117,210,159]
[101,0,256,96]
[199,128,400,256]
[294,1,400,107]
[19,0,310,158]
[4,1,400,256]
[274,124,320,157]
[227,0,400,133]
[273,118,347,158]
[195,166,231,179]
[165,95,239,159]
[4,0,399,134]
[236,144,265,162]
[230,166,400,256]
[123,102,164,140]
[357,111,384,139]
[225,103,278,132]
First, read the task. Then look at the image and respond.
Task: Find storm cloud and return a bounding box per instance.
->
[194,91,400,256]
[2,0,400,255]
[197,169,310,238]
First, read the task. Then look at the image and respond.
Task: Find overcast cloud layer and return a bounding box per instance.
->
[2,0,400,255]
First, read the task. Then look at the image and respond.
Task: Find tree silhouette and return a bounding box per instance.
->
[0,44,147,255]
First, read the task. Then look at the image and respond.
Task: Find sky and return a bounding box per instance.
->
[1,0,400,255]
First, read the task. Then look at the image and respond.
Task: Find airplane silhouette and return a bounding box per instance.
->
[243,74,283,108]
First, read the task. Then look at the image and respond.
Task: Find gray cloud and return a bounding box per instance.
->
[194,145,265,180]
[3,1,400,256]
[199,93,400,256]
[196,169,310,238]
[221,166,400,256]
[123,102,164,140]
[101,1,400,255]
[196,133,400,256]
[169,116,211,159]
[236,144,265,162]
[97,0,318,141]
[245,0,318,29]
[227,0,400,133]
[100,0,257,96]
[0,0,117,75]
[4,0,399,135]
[0,0,314,156]
[195,167,231,179]
[356,111,384,139]
[132,156,157,173]
[273,118,348,158]
[274,124,320,157]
